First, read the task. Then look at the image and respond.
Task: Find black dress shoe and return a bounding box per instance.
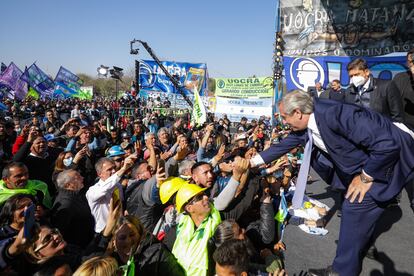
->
[365,245,379,260]
[308,266,339,276]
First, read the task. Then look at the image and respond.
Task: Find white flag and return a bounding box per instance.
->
[191,88,207,126]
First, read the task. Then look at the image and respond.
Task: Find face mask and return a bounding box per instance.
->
[63,157,73,167]
[350,75,366,88]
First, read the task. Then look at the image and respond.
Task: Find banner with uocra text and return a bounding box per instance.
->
[215,77,274,98]
[280,0,414,57]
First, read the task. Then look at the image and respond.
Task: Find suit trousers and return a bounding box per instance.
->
[332,192,387,276]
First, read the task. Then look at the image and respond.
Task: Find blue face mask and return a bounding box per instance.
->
[63,157,73,167]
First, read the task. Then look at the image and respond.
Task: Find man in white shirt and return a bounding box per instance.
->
[70,104,81,118]
[86,155,136,233]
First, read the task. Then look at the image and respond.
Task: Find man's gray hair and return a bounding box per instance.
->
[95,157,115,175]
[56,169,77,189]
[280,90,314,115]
[157,127,169,138]
[144,132,155,140]
[179,160,196,177]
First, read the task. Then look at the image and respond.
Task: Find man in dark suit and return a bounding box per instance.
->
[322,79,345,102]
[250,90,414,276]
[389,48,414,213]
[307,82,325,98]
[344,58,406,258]
[344,58,404,122]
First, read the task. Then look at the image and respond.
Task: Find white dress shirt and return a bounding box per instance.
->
[307,113,328,153]
[317,90,323,98]
[86,173,122,232]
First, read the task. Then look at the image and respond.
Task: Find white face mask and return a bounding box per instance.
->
[63,157,73,167]
[350,75,366,88]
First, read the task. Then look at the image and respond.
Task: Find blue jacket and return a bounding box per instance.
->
[259,99,414,202]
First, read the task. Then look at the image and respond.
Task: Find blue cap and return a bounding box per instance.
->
[106,145,125,157]
[44,134,55,141]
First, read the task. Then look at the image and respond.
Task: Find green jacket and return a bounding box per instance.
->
[0,179,52,208]
[172,205,221,276]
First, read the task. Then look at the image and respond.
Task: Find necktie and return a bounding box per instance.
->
[292,128,313,209]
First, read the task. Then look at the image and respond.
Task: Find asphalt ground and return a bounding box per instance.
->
[283,169,414,276]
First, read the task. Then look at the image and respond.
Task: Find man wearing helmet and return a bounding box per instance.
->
[172,183,221,276]
[106,145,126,171]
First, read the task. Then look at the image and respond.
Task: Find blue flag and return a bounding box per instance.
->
[21,63,54,98]
[53,67,84,99]
[54,66,83,88]
[275,190,289,242]
[54,82,80,99]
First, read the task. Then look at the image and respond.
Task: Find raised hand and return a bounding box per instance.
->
[232,156,250,181]
[155,164,167,188]
[103,198,122,237]
[27,127,39,143]
[134,141,142,154]
[174,146,189,161]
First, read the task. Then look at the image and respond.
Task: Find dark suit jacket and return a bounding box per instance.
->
[323,88,345,102]
[344,75,404,123]
[319,90,330,99]
[259,99,414,202]
[307,87,324,98]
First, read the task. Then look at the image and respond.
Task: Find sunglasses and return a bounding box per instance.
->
[113,157,124,163]
[34,228,61,253]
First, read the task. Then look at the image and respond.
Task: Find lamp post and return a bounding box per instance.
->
[109,66,123,100]
[97,65,123,99]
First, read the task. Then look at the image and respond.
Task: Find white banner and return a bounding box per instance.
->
[214,96,273,122]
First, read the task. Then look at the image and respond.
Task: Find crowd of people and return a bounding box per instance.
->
[0,90,294,275]
[0,50,412,276]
